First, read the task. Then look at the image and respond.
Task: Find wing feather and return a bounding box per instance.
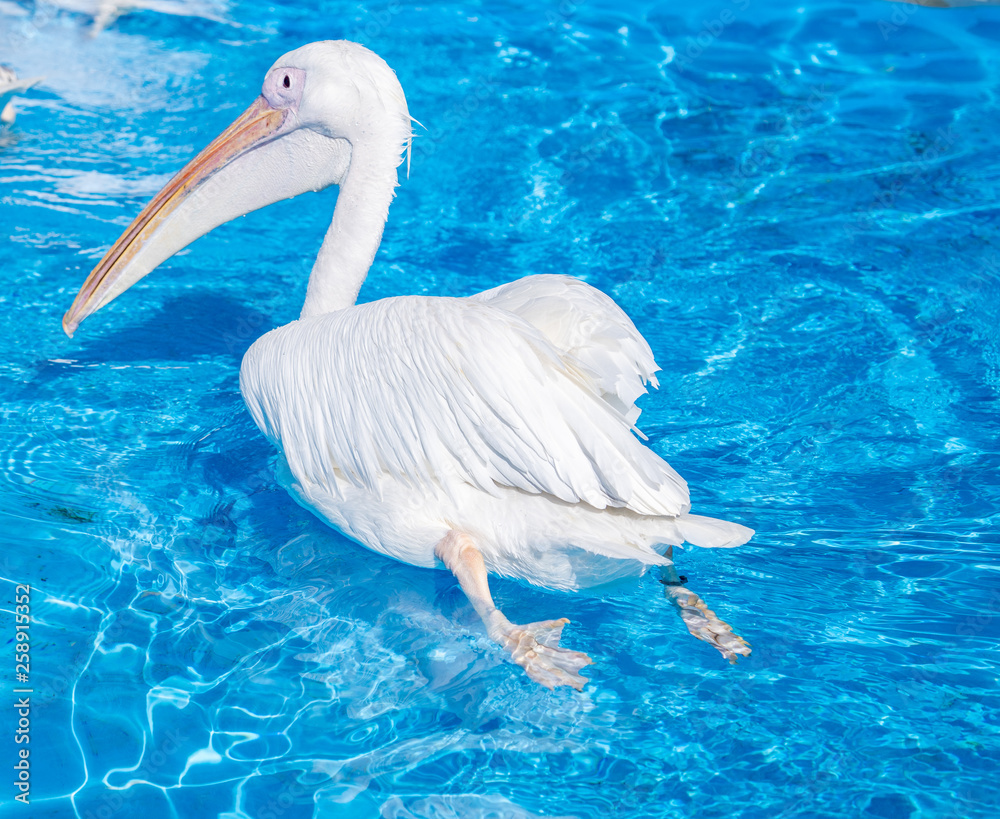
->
[240,283,689,517]
[471,274,660,425]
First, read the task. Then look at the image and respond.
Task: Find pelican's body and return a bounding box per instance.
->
[242,281,748,591]
[63,41,753,689]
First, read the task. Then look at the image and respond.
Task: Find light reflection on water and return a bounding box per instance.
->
[1,0,999,817]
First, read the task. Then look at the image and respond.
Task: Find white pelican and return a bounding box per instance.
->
[43,0,230,36]
[0,65,43,125]
[63,41,754,690]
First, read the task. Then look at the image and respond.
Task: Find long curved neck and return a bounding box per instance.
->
[300,144,400,318]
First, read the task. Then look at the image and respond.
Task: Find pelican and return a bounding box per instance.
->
[43,0,230,36]
[0,65,43,125]
[63,41,754,689]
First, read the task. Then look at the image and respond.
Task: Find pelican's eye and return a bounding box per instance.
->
[262,66,306,109]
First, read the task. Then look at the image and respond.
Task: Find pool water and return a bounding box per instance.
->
[2,0,999,816]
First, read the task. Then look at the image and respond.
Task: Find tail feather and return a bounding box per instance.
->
[676,514,754,549]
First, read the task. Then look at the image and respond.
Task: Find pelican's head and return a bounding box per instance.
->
[62,41,411,336]
[273,42,411,146]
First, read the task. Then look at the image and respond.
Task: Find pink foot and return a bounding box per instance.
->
[492,615,593,690]
[666,585,751,664]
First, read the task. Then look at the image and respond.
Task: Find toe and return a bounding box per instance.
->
[504,620,592,690]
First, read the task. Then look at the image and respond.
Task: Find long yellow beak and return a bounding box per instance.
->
[62,96,287,337]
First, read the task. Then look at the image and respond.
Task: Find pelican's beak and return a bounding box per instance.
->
[62,96,287,337]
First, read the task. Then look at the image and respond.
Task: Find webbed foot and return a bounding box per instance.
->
[660,547,750,664]
[495,616,593,690]
[664,583,751,663]
[435,530,592,690]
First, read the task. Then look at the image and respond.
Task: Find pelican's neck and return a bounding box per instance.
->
[300,144,401,318]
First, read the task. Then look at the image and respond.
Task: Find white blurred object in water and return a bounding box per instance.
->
[33,0,230,34]
[0,64,43,125]
[887,0,1000,6]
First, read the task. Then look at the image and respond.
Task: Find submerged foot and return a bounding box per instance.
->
[435,529,593,690]
[664,583,751,663]
[490,615,593,690]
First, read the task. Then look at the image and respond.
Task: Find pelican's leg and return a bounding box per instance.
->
[435,530,592,690]
[661,546,751,664]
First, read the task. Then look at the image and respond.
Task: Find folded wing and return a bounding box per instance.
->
[240,278,690,517]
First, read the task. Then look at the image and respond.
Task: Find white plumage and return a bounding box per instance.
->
[241,277,749,588]
[63,41,753,689]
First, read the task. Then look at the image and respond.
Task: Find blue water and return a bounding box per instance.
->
[2,0,1000,816]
